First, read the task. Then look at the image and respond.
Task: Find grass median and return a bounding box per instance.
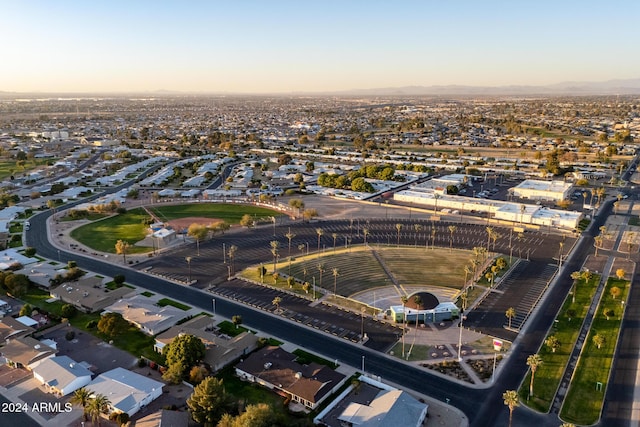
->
[560,277,629,425]
[519,273,601,412]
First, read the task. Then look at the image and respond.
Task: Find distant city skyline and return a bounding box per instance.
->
[2,0,639,94]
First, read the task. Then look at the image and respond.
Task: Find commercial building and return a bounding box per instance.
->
[510,179,573,202]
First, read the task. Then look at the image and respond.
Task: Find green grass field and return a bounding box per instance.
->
[149,203,281,223]
[377,248,467,288]
[0,159,54,180]
[69,208,152,253]
[560,277,629,425]
[241,246,472,303]
[519,273,600,412]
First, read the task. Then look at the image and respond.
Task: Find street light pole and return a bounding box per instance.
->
[457,312,464,361]
[212,298,216,316]
[361,355,365,374]
[223,243,226,264]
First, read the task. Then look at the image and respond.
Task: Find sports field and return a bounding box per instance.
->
[148,203,281,223]
[70,203,281,253]
[277,246,469,297]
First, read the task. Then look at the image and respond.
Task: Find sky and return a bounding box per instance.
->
[1,0,639,94]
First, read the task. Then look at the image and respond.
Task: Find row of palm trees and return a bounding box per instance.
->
[70,387,113,426]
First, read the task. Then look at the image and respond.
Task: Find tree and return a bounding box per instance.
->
[413,224,422,246]
[237,213,252,228]
[332,267,340,296]
[285,230,296,257]
[362,227,369,246]
[188,223,208,256]
[97,312,129,337]
[570,270,582,303]
[269,240,279,272]
[448,225,457,252]
[272,272,279,284]
[187,377,231,427]
[227,245,237,276]
[316,227,324,253]
[113,274,125,285]
[61,304,77,318]
[227,403,280,427]
[593,333,606,349]
[610,286,622,299]
[87,393,111,426]
[114,239,130,264]
[232,315,243,329]
[317,263,325,289]
[526,354,543,398]
[189,365,209,384]
[23,247,36,257]
[395,223,402,247]
[302,282,310,294]
[4,273,30,298]
[272,296,282,311]
[70,387,91,421]
[615,268,626,281]
[163,334,206,382]
[503,390,519,427]
[303,208,318,221]
[545,335,560,353]
[19,303,32,317]
[505,307,516,329]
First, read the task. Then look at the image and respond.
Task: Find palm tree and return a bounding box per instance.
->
[298,243,305,258]
[519,204,526,223]
[395,223,402,247]
[558,241,564,267]
[285,230,296,257]
[430,227,436,249]
[272,296,282,311]
[269,240,279,272]
[317,263,325,289]
[87,394,111,426]
[332,267,339,296]
[594,235,603,257]
[332,233,338,252]
[545,335,560,353]
[463,265,472,287]
[413,224,422,247]
[505,307,516,329]
[526,354,543,398]
[485,226,495,251]
[316,228,324,254]
[448,225,457,252]
[502,390,519,427]
[413,295,423,324]
[362,228,369,246]
[69,387,91,421]
[570,270,581,303]
[227,245,237,275]
[434,193,440,213]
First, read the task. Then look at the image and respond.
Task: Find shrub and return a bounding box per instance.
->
[86,320,98,329]
[61,304,77,318]
[65,331,76,341]
[113,274,125,285]
[137,358,147,368]
[24,247,36,257]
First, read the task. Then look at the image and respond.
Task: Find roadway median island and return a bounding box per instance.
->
[519,272,600,412]
[560,276,630,425]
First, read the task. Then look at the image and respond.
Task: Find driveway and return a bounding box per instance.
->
[40,326,137,374]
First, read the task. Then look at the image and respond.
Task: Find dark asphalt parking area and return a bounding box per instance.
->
[40,326,137,374]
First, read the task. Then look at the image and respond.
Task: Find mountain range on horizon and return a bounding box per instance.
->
[2,78,640,98]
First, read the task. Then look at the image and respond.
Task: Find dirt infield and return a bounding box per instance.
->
[164,216,223,231]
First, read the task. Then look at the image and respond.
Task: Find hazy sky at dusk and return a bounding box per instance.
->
[2,0,639,93]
